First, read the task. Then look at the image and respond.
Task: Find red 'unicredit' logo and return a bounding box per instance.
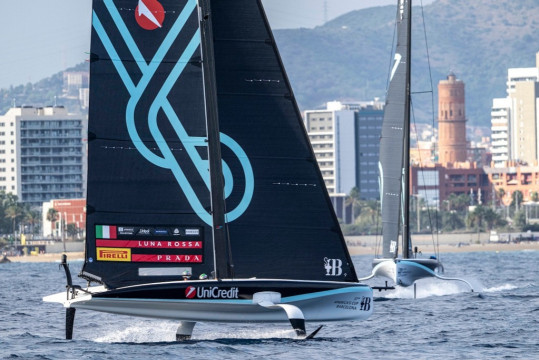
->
[135,0,165,30]
[185,286,197,299]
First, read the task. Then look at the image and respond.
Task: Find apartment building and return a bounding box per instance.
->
[0,106,85,207]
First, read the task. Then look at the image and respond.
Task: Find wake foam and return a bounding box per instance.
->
[482,284,518,293]
[92,320,296,343]
[379,278,473,299]
[93,320,177,343]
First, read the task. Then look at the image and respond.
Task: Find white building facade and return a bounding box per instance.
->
[304,103,356,195]
[304,100,383,199]
[0,106,85,207]
[492,52,539,166]
[490,98,511,168]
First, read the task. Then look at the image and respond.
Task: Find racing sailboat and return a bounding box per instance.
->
[360,0,472,290]
[44,0,372,340]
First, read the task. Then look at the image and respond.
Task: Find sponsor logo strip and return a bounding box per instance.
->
[96,240,202,249]
[97,247,131,261]
[132,254,203,263]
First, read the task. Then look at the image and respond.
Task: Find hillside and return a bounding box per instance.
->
[1,0,538,127]
[0,62,88,115]
[274,0,539,126]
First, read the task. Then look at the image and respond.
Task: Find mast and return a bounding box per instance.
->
[402,0,412,259]
[199,0,232,279]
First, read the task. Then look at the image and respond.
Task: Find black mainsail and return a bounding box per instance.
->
[81,0,357,289]
[210,0,357,281]
[44,0,373,339]
[379,0,412,260]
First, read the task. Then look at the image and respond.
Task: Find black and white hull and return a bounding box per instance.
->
[44,279,372,322]
[44,0,373,340]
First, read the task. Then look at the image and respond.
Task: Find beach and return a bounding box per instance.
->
[346,232,539,255]
[6,252,85,263]
[346,240,539,256]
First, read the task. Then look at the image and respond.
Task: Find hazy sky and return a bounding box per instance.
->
[0,0,433,89]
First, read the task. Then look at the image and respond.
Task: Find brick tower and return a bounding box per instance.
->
[438,72,467,165]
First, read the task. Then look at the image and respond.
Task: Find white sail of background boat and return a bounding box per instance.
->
[43,0,372,340]
[359,0,472,292]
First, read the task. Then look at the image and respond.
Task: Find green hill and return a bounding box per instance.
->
[274,0,539,126]
[0,63,88,115]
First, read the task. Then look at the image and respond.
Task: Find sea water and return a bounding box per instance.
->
[0,250,537,359]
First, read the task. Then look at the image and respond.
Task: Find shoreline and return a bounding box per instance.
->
[6,252,85,263]
[5,242,538,263]
[346,241,539,256]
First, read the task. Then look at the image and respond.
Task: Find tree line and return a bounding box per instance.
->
[0,191,84,249]
[341,187,537,236]
[0,192,41,247]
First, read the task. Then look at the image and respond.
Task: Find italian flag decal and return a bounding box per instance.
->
[96,225,117,239]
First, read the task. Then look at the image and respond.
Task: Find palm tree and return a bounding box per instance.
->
[66,223,80,241]
[362,200,380,226]
[467,205,486,230]
[511,190,523,211]
[47,208,59,238]
[483,207,502,231]
[497,188,506,206]
[4,203,24,241]
[346,187,362,220]
[24,209,41,237]
[442,210,464,231]
[467,205,486,243]
[447,193,471,212]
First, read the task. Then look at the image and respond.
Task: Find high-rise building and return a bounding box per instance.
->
[304,102,356,195]
[509,80,539,164]
[304,100,383,199]
[355,102,384,200]
[0,106,86,207]
[437,72,467,165]
[490,98,511,168]
[493,52,539,166]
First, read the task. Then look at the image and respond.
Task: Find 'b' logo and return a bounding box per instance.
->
[324,258,343,276]
[360,297,371,311]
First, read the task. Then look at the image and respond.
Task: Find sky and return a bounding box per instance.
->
[0,0,434,90]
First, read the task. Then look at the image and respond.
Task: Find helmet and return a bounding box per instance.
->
[199,273,208,280]
[182,270,191,277]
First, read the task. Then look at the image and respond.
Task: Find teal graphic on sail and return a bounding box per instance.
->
[92,0,254,225]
